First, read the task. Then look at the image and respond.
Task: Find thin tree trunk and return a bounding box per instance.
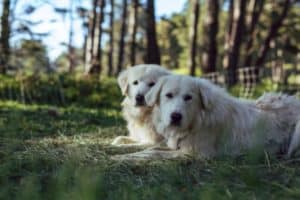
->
[254,0,291,67]
[243,0,265,67]
[129,0,139,66]
[95,0,106,74]
[83,23,88,64]
[107,0,114,76]
[0,0,11,74]
[223,0,247,87]
[116,0,128,75]
[145,0,160,64]
[188,0,200,76]
[68,0,75,72]
[201,0,219,74]
[84,0,98,74]
[223,0,234,68]
[88,0,106,75]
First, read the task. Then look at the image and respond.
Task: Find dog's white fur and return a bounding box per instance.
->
[256,92,300,157]
[111,64,171,146]
[143,75,299,158]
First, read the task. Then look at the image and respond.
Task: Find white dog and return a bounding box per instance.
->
[142,75,299,158]
[256,92,300,157]
[111,64,171,146]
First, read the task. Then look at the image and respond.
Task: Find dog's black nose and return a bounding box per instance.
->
[171,112,182,125]
[135,94,145,105]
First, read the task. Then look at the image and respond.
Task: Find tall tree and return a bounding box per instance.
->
[254,0,291,67]
[201,0,219,74]
[0,0,11,74]
[223,0,247,86]
[116,0,128,75]
[107,0,114,76]
[94,0,106,74]
[145,0,160,64]
[86,0,106,75]
[68,0,75,72]
[223,0,234,68]
[84,0,98,74]
[188,0,200,76]
[243,0,265,67]
[129,0,139,66]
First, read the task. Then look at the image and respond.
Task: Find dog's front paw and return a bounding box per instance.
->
[111,136,137,146]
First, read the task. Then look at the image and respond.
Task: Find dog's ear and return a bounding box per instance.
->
[197,79,212,110]
[117,69,129,95]
[145,77,166,106]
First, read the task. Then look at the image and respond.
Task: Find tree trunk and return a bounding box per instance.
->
[223,0,247,87]
[129,0,139,66]
[243,0,265,67]
[116,0,128,75]
[84,0,98,74]
[93,0,106,75]
[68,0,75,72]
[145,0,160,64]
[0,0,11,74]
[188,0,200,76]
[107,0,114,76]
[254,0,291,67]
[201,0,219,74]
[87,0,106,75]
[223,0,234,68]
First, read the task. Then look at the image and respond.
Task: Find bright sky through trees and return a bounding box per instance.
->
[7,0,186,60]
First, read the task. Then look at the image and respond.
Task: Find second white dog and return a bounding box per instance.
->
[111,64,171,146]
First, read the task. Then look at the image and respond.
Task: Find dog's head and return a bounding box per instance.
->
[145,75,213,132]
[118,64,170,107]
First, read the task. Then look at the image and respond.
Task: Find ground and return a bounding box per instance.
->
[1,100,300,200]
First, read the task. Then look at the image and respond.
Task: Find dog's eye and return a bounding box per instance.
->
[166,93,173,99]
[133,80,138,85]
[184,94,192,101]
[148,82,155,87]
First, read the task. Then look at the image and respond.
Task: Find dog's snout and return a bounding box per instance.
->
[171,112,182,125]
[135,94,145,105]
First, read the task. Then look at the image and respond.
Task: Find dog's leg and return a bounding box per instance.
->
[111,136,138,146]
[111,149,187,161]
[111,136,158,148]
[287,121,300,157]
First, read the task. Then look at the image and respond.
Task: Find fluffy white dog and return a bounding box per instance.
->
[142,75,299,158]
[256,92,300,157]
[111,64,171,146]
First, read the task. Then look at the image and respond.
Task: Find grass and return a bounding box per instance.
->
[1,77,300,199]
[2,101,300,200]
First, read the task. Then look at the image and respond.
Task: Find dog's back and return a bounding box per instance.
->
[256,93,300,157]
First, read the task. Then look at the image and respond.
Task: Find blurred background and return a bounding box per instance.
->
[0,0,299,105]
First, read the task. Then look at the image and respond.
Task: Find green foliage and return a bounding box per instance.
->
[0,74,122,108]
[10,39,50,73]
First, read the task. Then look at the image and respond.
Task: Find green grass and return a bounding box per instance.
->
[1,76,300,199]
[1,101,300,200]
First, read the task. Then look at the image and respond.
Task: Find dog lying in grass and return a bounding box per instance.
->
[111,64,171,146]
[255,92,300,157]
[114,75,300,160]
